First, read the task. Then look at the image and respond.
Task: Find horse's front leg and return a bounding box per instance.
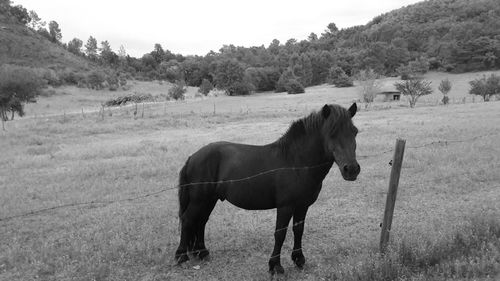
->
[291,206,308,268]
[269,206,293,274]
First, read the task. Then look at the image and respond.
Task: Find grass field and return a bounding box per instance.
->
[1,71,500,280]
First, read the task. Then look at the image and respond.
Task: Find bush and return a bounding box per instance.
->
[198,79,214,96]
[285,79,305,94]
[106,74,119,91]
[86,71,106,90]
[41,69,62,87]
[168,80,187,100]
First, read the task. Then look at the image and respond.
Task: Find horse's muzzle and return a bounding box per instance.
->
[342,163,360,181]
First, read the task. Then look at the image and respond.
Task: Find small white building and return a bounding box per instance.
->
[376,85,401,102]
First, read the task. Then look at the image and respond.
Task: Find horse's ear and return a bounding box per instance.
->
[322,104,331,119]
[348,103,357,118]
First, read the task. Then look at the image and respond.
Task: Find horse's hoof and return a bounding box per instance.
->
[291,252,305,269]
[197,249,209,260]
[175,253,189,264]
[269,264,285,275]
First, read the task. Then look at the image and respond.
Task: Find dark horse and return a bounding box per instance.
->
[174,103,360,274]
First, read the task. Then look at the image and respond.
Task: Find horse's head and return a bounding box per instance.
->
[321,103,360,181]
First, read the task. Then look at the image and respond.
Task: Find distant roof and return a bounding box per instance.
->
[378,91,400,95]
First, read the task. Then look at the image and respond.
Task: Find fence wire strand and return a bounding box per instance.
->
[1,131,499,223]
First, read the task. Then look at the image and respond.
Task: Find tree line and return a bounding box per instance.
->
[1,0,500,97]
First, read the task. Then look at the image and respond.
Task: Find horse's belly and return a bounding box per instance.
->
[221,184,276,210]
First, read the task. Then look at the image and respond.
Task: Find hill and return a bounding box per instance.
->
[0,21,93,72]
[0,3,95,73]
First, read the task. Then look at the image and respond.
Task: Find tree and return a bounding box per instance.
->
[151,43,165,63]
[67,38,83,55]
[48,21,62,43]
[275,68,295,93]
[213,59,252,95]
[357,69,382,106]
[308,32,318,42]
[198,78,214,96]
[438,78,452,105]
[469,74,500,102]
[0,0,11,14]
[118,45,127,58]
[99,40,118,65]
[394,78,433,108]
[327,66,353,87]
[9,5,29,24]
[27,10,45,30]
[85,36,98,60]
[100,40,112,55]
[0,65,44,129]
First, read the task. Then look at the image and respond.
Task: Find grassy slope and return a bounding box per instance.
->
[0,20,93,71]
[0,77,499,280]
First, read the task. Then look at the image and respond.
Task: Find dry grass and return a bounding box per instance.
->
[1,73,499,280]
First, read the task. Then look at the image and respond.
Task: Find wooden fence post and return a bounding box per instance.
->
[380,138,406,253]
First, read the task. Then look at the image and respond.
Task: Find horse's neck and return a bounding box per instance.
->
[278,133,330,165]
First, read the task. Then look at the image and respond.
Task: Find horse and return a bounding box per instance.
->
[174,103,360,274]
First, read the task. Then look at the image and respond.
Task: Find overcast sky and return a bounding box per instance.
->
[13,0,422,58]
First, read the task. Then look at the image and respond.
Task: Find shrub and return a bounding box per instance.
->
[168,80,187,100]
[106,74,119,91]
[41,69,62,87]
[285,79,305,94]
[198,79,214,96]
[86,71,106,90]
[438,78,452,105]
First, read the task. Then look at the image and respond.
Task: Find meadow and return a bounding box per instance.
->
[0,71,499,280]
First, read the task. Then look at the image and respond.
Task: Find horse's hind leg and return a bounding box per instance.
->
[291,206,308,269]
[269,206,294,274]
[193,199,217,260]
[175,205,197,264]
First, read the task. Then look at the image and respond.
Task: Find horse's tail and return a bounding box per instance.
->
[178,157,191,227]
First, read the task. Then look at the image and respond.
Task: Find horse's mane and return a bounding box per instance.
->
[273,104,352,153]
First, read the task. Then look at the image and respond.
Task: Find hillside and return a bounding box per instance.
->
[0,15,93,72]
[340,0,500,73]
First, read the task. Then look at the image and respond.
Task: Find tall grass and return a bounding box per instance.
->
[329,215,500,280]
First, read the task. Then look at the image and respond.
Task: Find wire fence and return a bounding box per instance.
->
[1,130,499,224]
